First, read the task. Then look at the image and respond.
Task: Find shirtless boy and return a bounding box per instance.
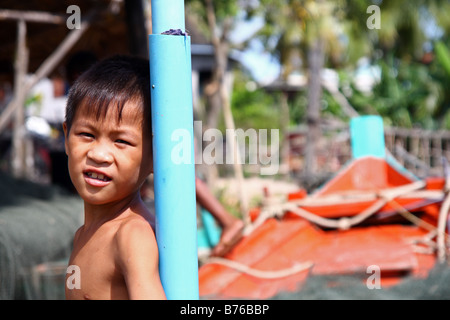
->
[63,55,166,299]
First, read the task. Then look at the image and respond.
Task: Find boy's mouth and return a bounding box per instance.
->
[83,171,112,182]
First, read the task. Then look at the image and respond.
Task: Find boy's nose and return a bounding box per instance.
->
[87,144,113,164]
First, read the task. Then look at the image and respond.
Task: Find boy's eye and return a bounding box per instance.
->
[79,132,94,139]
[116,139,131,146]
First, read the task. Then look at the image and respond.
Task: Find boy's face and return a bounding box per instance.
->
[63,101,152,205]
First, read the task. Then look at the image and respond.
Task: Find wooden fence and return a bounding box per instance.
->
[287,124,450,179]
[385,127,450,178]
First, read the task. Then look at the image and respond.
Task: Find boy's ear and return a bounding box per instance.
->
[62,122,69,156]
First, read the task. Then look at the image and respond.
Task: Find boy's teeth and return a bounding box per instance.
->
[87,172,108,181]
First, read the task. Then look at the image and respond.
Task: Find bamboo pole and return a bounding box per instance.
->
[204,0,249,225]
[0,9,66,24]
[11,19,29,179]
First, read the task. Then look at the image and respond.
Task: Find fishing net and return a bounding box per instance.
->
[0,172,82,300]
[272,263,450,300]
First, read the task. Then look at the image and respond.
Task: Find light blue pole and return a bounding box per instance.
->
[151,0,185,34]
[149,0,199,300]
[350,115,386,159]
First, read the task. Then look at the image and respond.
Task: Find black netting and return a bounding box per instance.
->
[272,263,450,300]
[0,172,82,299]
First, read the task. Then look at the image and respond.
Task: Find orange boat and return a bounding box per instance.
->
[198,116,449,299]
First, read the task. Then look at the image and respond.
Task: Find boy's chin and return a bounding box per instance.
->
[76,187,115,205]
[79,193,112,206]
[78,188,138,207]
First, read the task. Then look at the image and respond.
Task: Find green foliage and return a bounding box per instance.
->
[288,94,308,125]
[430,40,450,127]
[230,73,279,131]
[187,0,450,132]
[185,0,239,33]
[435,41,450,76]
[336,55,447,129]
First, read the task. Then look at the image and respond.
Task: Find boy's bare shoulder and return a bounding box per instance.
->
[116,201,154,232]
[118,214,154,236]
[114,211,157,254]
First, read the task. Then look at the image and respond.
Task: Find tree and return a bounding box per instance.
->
[254,0,364,177]
[186,0,250,223]
[253,0,450,165]
[343,0,450,130]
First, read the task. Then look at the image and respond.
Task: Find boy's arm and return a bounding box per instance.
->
[115,219,166,300]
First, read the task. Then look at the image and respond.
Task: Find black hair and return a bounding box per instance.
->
[65,55,151,137]
[65,51,98,86]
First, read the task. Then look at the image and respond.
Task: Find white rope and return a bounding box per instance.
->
[223,178,449,281]
[204,257,313,279]
[247,180,432,232]
[437,191,450,262]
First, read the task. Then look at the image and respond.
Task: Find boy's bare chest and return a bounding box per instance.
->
[65,230,127,299]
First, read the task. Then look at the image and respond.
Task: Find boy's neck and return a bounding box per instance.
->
[83,191,142,229]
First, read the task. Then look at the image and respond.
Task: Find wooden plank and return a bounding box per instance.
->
[0,9,65,24]
[0,10,95,134]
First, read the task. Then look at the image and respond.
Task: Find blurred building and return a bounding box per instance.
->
[0,0,238,189]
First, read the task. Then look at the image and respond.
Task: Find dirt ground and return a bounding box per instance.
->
[213,176,301,211]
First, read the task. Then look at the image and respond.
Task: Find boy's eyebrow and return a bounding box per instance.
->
[110,128,140,139]
[73,119,141,138]
[72,119,97,129]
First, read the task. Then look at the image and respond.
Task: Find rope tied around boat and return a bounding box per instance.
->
[204,257,314,280]
[245,180,429,234]
[202,179,450,281]
[243,179,450,260]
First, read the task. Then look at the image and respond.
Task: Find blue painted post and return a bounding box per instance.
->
[350,115,386,159]
[149,0,199,300]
